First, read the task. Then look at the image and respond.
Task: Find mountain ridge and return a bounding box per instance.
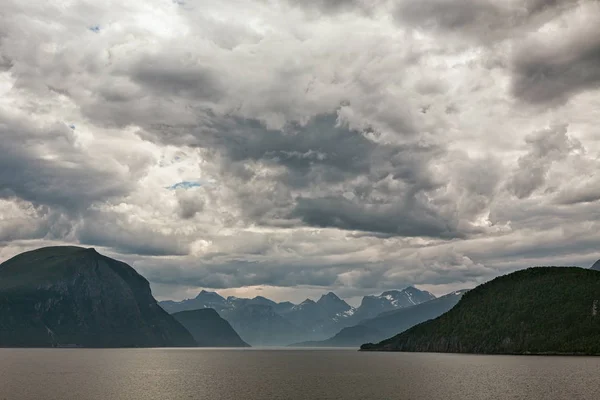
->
[361,267,600,354]
[159,286,436,345]
[292,289,467,347]
[0,246,195,348]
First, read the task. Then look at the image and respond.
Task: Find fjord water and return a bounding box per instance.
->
[1,349,599,400]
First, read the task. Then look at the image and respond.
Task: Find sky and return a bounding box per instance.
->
[1,0,600,305]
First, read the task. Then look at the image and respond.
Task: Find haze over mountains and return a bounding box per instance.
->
[295,290,468,347]
[159,287,436,346]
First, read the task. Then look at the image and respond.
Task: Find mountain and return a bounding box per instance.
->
[159,287,436,345]
[592,259,600,270]
[160,290,227,314]
[160,291,355,343]
[224,304,308,346]
[293,325,383,347]
[351,287,436,321]
[160,293,282,315]
[159,293,307,345]
[363,290,468,339]
[362,267,600,354]
[272,301,295,315]
[317,292,352,315]
[293,290,467,347]
[0,246,195,348]
[282,294,357,340]
[172,309,249,347]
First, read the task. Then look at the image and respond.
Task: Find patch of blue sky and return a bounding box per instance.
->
[89,26,100,33]
[167,181,203,190]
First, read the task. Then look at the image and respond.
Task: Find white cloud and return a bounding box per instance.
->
[1,0,600,302]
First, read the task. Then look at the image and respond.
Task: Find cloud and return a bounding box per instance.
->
[287,0,380,14]
[393,0,586,44]
[508,124,582,199]
[1,0,600,301]
[394,0,510,40]
[511,5,600,105]
[0,111,135,213]
[292,194,458,238]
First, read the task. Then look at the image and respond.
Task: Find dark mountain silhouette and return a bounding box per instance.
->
[0,246,195,348]
[362,267,600,354]
[172,308,249,347]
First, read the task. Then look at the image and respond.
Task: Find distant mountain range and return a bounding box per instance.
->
[294,290,468,347]
[362,267,600,355]
[159,287,436,346]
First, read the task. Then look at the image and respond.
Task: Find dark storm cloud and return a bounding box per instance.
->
[77,213,190,256]
[292,195,459,238]
[394,0,508,37]
[198,114,403,186]
[395,0,600,104]
[393,0,585,43]
[166,113,460,238]
[511,27,600,105]
[130,56,223,100]
[0,116,129,212]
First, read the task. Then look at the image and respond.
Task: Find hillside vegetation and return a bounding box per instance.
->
[362,267,600,355]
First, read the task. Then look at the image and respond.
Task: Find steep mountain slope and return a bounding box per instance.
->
[351,287,436,322]
[293,290,467,347]
[363,290,468,339]
[0,246,195,348]
[172,309,249,347]
[317,292,352,315]
[362,267,600,354]
[293,325,383,347]
[591,259,600,270]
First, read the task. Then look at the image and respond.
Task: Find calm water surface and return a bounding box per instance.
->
[1,348,599,400]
